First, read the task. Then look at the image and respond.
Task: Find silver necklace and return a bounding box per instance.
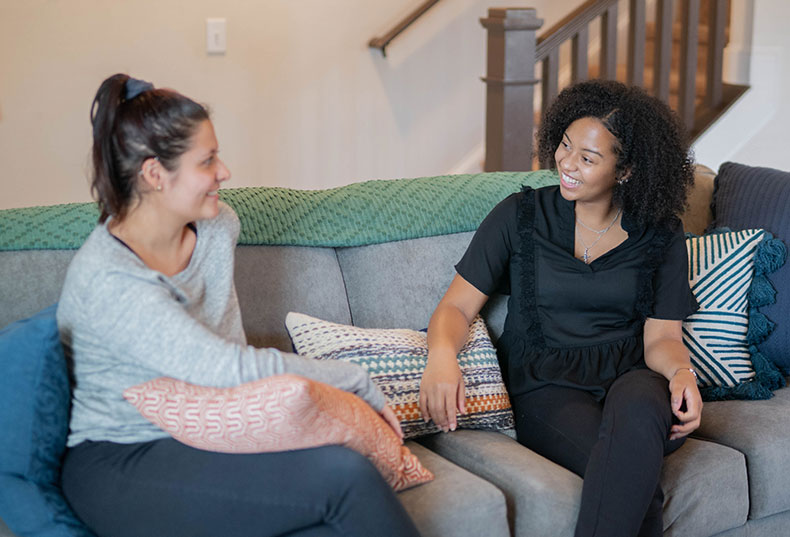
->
[575,207,622,264]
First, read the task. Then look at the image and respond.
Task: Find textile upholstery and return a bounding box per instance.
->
[0,305,94,537]
[124,374,433,492]
[683,229,786,400]
[285,312,514,439]
[693,386,790,520]
[233,245,352,351]
[711,162,790,372]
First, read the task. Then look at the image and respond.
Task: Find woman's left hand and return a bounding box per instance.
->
[668,369,703,441]
[380,405,404,442]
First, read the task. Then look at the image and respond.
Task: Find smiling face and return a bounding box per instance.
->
[160,120,230,223]
[555,116,621,207]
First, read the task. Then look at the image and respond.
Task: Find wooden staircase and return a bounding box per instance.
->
[481,0,748,172]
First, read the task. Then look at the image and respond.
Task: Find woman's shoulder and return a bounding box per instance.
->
[196,201,239,241]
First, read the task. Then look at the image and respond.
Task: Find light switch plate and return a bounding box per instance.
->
[206,18,226,54]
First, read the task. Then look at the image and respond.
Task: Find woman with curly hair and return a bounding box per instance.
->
[419,79,701,536]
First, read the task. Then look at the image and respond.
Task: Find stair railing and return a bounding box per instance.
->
[369,1,441,57]
[481,0,744,172]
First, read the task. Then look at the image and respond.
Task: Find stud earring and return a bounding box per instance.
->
[156,184,162,191]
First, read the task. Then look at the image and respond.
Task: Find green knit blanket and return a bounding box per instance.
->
[0,170,559,251]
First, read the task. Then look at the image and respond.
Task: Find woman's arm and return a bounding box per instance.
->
[420,274,489,432]
[643,318,702,440]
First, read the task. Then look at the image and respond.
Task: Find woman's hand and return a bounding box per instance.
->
[643,318,703,441]
[380,405,404,442]
[668,368,703,441]
[421,274,488,433]
[419,352,466,433]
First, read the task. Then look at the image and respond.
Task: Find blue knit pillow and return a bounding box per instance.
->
[683,230,786,401]
[0,305,95,537]
[711,162,790,372]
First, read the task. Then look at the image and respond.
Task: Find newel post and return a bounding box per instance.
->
[481,8,543,171]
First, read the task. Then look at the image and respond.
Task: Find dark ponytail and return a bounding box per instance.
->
[90,74,210,223]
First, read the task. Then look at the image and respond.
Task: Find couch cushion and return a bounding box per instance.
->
[420,430,582,535]
[681,164,716,236]
[660,438,748,536]
[337,233,472,331]
[285,312,514,439]
[0,304,94,537]
[692,386,790,520]
[123,375,433,492]
[711,162,790,373]
[0,250,75,330]
[400,441,509,537]
[420,430,748,537]
[683,229,786,400]
[234,245,351,351]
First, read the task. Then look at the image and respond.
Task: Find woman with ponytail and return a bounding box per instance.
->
[57,74,420,537]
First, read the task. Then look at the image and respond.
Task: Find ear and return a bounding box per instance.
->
[138,157,165,191]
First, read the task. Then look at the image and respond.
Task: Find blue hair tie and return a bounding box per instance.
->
[124,77,154,101]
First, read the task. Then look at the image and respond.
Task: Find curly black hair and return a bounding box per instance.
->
[537,79,695,228]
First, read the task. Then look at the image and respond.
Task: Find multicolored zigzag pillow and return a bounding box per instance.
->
[285,313,515,439]
[683,229,786,400]
[123,374,434,491]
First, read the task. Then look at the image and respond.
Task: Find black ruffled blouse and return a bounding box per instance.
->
[456,186,698,400]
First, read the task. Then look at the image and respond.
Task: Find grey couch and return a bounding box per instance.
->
[1,169,789,537]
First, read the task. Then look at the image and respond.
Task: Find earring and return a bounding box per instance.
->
[617,178,629,186]
[156,184,162,191]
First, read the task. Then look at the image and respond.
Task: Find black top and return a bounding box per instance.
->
[456,186,698,400]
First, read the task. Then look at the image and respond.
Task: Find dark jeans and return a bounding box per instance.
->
[61,439,421,537]
[512,369,685,537]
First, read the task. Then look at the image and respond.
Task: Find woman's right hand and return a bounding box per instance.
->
[419,351,466,432]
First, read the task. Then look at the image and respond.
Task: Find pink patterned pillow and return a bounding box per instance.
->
[123,374,433,491]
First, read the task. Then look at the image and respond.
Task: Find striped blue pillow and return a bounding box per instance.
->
[683,229,786,400]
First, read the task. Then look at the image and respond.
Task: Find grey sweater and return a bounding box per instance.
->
[58,202,386,447]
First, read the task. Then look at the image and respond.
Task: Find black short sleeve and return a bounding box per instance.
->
[651,224,699,320]
[454,193,521,296]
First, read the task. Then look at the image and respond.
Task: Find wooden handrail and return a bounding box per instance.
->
[369,0,440,57]
[535,0,617,62]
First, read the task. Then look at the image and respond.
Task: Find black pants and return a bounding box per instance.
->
[512,369,685,537]
[61,439,421,537]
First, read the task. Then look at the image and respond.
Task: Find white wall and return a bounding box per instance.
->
[692,0,789,173]
[0,0,582,210]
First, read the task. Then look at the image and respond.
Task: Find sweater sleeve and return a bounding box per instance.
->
[81,273,386,410]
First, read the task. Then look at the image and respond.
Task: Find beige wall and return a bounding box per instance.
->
[0,0,583,210]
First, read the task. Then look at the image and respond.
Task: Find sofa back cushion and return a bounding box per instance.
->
[710,162,790,372]
[0,250,75,330]
[336,233,509,339]
[234,245,351,352]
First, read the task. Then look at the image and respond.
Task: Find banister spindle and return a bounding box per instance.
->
[654,0,673,102]
[706,0,726,108]
[571,26,589,83]
[481,8,544,171]
[542,49,560,116]
[627,0,646,87]
[679,0,701,130]
[600,4,618,80]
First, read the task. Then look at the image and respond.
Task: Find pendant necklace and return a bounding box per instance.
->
[575,207,622,264]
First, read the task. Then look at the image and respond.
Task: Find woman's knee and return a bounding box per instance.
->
[605,370,674,432]
[314,446,386,492]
